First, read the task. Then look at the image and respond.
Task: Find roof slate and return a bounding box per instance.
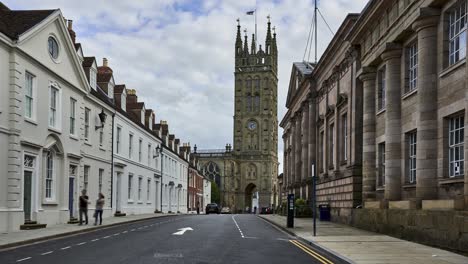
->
[0,3,56,40]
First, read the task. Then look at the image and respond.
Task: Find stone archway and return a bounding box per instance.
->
[244,183,257,213]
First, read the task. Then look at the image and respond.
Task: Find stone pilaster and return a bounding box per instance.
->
[290,117,296,189]
[413,15,440,201]
[308,95,317,175]
[382,46,402,201]
[282,133,288,191]
[301,102,309,182]
[295,113,302,188]
[358,68,376,201]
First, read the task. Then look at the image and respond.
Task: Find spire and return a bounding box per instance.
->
[251,33,256,54]
[265,15,272,54]
[272,26,277,53]
[235,18,243,56]
[243,28,249,55]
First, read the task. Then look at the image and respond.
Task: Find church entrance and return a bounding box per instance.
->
[244,183,257,213]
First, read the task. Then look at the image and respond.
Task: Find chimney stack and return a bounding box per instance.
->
[67,19,76,44]
[67,19,73,30]
[103,58,108,67]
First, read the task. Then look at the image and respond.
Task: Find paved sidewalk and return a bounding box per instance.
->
[259,214,468,264]
[0,213,173,249]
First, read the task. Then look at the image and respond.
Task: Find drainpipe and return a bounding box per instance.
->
[110,111,115,210]
[160,149,163,212]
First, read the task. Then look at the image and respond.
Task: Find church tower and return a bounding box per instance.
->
[233,17,279,209]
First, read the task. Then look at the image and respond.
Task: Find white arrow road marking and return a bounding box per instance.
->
[172,227,193,235]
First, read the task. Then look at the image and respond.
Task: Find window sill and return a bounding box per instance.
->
[42,200,58,205]
[440,59,466,78]
[127,200,134,204]
[376,186,385,192]
[48,127,62,134]
[84,141,92,147]
[99,146,106,151]
[70,135,79,141]
[137,201,143,204]
[402,89,417,100]
[376,108,386,116]
[439,177,464,185]
[24,118,38,126]
[340,160,348,166]
[403,183,416,189]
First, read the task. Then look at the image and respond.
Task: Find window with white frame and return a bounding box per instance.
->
[407,42,418,92]
[45,151,54,199]
[148,144,151,165]
[138,177,142,201]
[139,139,143,162]
[449,115,464,177]
[149,114,153,130]
[141,109,145,124]
[98,169,104,193]
[116,127,121,154]
[147,178,151,201]
[84,108,90,140]
[90,68,97,89]
[25,72,35,119]
[408,131,417,183]
[378,143,386,187]
[129,134,133,159]
[342,114,348,161]
[128,174,133,200]
[99,129,104,147]
[377,67,386,111]
[70,98,76,135]
[49,86,59,128]
[449,1,467,66]
[329,123,335,168]
[84,165,89,191]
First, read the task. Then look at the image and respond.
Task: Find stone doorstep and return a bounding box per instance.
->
[388,200,417,210]
[422,199,464,210]
[365,201,385,209]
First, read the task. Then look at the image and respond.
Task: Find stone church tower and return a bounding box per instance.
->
[195,18,279,212]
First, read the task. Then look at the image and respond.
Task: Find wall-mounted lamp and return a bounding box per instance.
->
[153,145,162,158]
[95,109,107,130]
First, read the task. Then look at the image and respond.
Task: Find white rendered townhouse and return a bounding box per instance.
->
[112,86,164,216]
[0,4,112,231]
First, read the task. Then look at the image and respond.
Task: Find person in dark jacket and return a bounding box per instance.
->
[79,189,89,225]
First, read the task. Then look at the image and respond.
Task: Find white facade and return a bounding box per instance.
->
[203,178,212,209]
[0,10,113,232]
[160,146,188,214]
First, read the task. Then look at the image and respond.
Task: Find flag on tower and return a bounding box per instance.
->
[246,10,255,15]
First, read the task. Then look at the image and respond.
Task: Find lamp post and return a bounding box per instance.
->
[155,145,163,212]
[312,164,316,237]
[95,109,107,130]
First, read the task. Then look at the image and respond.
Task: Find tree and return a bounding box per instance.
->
[211,182,220,204]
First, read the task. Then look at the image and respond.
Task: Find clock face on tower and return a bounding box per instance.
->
[247,121,257,130]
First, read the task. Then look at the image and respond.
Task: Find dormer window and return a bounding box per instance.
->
[121,92,127,111]
[141,109,145,124]
[90,68,97,89]
[108,80,114,99]
[149,114,153,130]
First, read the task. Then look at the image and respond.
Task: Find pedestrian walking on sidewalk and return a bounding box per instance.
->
[196,201,200,215]
[94,193,105,225]
[79,190,89,225]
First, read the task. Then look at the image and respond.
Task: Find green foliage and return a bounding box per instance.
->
[211,182,220,204]
[295,198,306,206]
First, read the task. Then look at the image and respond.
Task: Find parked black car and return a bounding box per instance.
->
[205,203,220,214]
[260,207,272,214]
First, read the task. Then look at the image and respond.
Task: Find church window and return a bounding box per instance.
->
[246,96,252,112]
[204,162,221,187]
[254,77,260,93]
[246,79,252,92]
[253,96,260,111]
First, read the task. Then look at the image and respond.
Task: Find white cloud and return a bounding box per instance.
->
[5,0,368,172]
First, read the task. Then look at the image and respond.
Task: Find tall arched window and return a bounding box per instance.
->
[246,95,252,112]
[45,151,54,199]
[204,162,221,187]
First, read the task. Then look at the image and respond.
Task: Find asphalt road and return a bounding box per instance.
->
[0,214,346,264]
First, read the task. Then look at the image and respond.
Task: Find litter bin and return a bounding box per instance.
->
[318,204,331,221]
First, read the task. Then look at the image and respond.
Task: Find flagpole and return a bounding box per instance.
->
[255,0,257,44]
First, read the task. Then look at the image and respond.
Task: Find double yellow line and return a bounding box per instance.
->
[289,240,334,264]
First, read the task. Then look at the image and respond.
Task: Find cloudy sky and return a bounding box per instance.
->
[6,0,368,171]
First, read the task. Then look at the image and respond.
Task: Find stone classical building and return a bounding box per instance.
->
[195,19,279,212]
[281,15,363,220]
[281,0,468,252]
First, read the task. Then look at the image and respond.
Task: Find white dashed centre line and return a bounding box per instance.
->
[130,229,136,231]
[232,215,245,238]
[113,233,120,236]
[60,246,71,250]
[77,242,86,246]
[103,236,110,239]
[91,238,99,242]
[16,257,32,262]
[41,251,53,256]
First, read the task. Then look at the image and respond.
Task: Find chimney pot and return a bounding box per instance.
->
[67,20,73,30]
[103,58,108,67]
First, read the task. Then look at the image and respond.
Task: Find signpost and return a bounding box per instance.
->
[312,164,316,237]
[287,193,294,228]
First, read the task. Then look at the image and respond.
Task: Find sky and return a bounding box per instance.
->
[5,0,368,172]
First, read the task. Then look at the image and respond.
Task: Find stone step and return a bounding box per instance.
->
[20,222,47,230]
[114,211,126,217]
[67,218,79,224]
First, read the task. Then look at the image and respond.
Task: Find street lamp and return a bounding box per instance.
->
[95,109,107,130]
